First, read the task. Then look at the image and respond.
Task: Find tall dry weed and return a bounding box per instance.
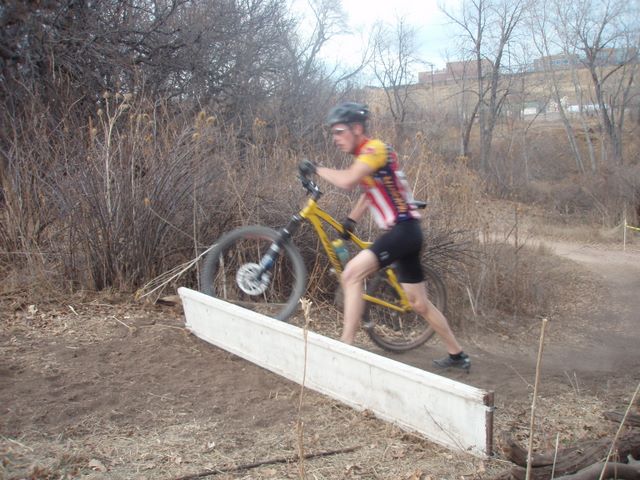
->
[0,96,66,293]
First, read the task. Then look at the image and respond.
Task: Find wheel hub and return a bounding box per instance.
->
[236,263,270,295]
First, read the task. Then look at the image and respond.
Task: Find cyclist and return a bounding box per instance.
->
[299,102,470,370]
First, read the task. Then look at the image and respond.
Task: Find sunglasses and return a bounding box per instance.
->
[331,127,348,136]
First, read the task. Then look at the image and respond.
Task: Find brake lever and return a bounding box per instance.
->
[298,174,312,194]
[297,172,321,197]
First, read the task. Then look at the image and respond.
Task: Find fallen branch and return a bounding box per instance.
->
[495,431,640,480]
[171,445,362,480]
[599,382,640,480]
[555,461,640,480]
[604,412,640,429]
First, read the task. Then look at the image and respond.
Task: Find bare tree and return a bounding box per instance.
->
[529,0,594,173]
[444,56,482,158]
[443,0,529,175]
[0,0,312,119]
[560,0,639,166]
[274,0,351,141]
[370,16,422,144]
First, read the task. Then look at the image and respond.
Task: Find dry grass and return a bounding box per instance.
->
[0,414,493,480]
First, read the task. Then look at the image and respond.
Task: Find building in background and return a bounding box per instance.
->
[418,59,493,85]
[533,53,580,71]
[418,49,637,86]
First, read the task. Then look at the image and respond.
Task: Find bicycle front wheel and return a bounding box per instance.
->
[200,226,307,321]
[363,265,447,352]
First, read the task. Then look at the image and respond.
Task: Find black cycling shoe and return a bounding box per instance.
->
[433,352,471,371]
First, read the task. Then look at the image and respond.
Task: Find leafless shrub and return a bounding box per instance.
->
[481,114,640,228]
[467,241,558,318]
[0,91,291,292]
[0,95,65,290]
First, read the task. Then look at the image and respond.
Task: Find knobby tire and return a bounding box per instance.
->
[200,226,307,321]
[364,264,447,352]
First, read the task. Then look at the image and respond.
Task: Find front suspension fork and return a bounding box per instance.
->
[256,215,303,277]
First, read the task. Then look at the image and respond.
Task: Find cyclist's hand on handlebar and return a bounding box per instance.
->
[298,158,317,176]
[340,217,356,240]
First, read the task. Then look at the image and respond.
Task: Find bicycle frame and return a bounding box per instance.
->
[296,187,412,314]
[200,173,440,350]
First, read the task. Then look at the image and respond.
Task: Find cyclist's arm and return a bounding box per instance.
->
[347,193,369,222]
[316,161,372,190]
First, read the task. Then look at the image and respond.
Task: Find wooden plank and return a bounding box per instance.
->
[178,287,494,456]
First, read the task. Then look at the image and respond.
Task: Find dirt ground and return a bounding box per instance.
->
[2,225,640,479]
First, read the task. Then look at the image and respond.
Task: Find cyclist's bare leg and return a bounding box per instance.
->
[401,282,463,355]
[340,250,379,344]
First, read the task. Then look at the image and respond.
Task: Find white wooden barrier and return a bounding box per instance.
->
[178,287,494,456]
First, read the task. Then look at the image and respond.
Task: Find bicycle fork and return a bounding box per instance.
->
[255,214,303,279]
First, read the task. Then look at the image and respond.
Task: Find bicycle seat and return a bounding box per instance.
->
[412,200,427,209]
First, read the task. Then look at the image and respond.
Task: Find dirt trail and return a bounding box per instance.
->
[393,240,640,404]
[533,241,640,372]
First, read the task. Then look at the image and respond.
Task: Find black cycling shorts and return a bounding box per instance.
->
[369,219,424,283]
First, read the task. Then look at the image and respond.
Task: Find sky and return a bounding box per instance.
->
[291,0,462,79]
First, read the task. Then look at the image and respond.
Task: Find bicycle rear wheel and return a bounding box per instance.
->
[200,226,307,321]
[363,265,447,352]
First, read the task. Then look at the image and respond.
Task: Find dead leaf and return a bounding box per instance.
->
[391,448,406,459]
[345,464,362,473]
[89,459,107,472]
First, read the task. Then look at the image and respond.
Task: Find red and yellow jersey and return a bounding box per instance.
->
[355,138,420,229]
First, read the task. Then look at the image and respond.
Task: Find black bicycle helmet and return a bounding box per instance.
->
[325,102,370,126]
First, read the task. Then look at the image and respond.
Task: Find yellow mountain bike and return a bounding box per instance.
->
[200,171,447,352]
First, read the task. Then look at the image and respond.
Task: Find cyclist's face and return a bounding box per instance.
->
[331,123,361,154]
